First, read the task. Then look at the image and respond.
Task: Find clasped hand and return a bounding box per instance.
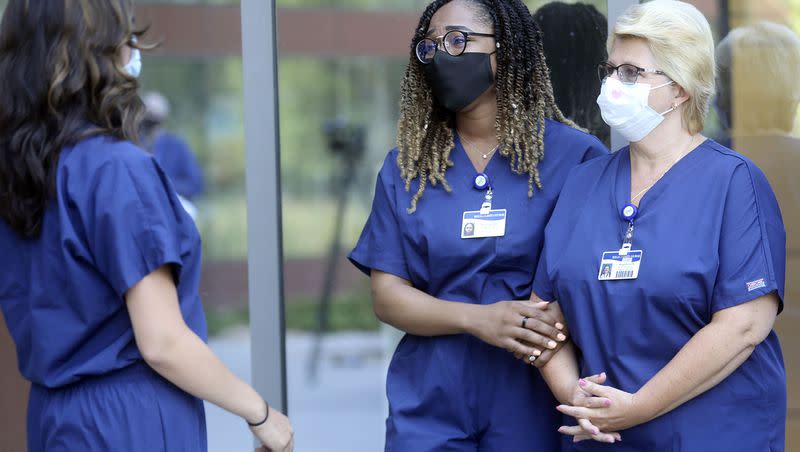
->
[556,372,649,444]
[472,300,568,367]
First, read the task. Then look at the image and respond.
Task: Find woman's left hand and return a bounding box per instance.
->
[556,378,650,433]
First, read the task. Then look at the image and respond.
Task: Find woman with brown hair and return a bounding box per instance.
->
[348,0,608,449]
[0,1,292,450]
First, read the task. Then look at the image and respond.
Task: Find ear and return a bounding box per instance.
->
[672,83,691,109]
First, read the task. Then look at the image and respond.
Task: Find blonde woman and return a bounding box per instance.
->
[530,1,787,450]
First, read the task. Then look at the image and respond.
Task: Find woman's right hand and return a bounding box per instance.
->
[251,407,294,452]
[469,300,567,358]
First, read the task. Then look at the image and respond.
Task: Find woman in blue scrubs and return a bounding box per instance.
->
[0,1,292,451]
[531,2,786,450]
[349,0,608,450]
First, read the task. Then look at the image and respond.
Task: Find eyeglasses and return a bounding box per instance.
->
[597,62,669,85]
[415,30,495,64]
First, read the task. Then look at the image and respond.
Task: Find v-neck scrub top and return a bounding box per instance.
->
[0,134,208,451]
[533,139,786,451]
[350,119,608,451]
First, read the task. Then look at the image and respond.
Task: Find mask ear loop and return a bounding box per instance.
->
[649,80,675,91]
[659,102,677,116]
[651,80,678,116]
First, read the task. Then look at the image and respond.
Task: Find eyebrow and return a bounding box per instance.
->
[607,60,640,68]
[425,24,476,37]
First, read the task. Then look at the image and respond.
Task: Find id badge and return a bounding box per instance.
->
[598,250,643,280]
[461,209,507,239]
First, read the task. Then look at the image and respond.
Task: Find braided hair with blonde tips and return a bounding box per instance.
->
[397,0,578,213]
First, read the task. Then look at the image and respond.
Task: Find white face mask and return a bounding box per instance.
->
[124,47,142,78]
[596,77,675,142]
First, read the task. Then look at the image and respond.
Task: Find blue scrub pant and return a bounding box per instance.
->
[385,334,561,452]
[27,362,207,451]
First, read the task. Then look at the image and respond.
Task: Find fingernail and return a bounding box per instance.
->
[556,322,564,330]
[604,399,611,407]
[528,355,536,362]
[548,340,557,349]
[533,349,542,356]
[578,379,587,387]
[557,333,567,341]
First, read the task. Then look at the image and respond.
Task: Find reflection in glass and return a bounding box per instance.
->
[714,17,800,447]
[534,2,610,146]
[716,21,800,301]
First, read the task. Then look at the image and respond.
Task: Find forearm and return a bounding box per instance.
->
[144,327,265,424]
[635,321,757,421]
[373,281,474,336]
[655,346,752,417]
[539,341,581,404]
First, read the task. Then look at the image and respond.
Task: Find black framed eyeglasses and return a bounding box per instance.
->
[597,62,669,85]
[415,30,495,64]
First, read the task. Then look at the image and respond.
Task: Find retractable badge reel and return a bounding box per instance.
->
[474,173,492,214]
[620,204,638,255]
[597,203,643,280]
[461,173,507,239]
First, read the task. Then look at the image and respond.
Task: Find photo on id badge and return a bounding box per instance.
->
[598,250,642,280]
[461,210,507,239]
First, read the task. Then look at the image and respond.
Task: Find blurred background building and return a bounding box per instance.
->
[0,0,798,451]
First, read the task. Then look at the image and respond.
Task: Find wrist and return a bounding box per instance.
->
[564,378,583,405]
[245,398,269,427]
[631,389,657,424]
[459,303,482,336]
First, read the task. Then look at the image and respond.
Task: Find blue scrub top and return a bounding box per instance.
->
[0,134,208,388]
[350,119,608,447]
[534,139,786,451]
[151,131,205,200]
[351,119,607,303]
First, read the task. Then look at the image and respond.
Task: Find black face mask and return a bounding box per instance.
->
[423,51,495,112]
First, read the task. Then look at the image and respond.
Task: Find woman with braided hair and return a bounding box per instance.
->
[349,0,608,450]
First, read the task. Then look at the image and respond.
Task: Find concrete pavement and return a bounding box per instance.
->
[205,328,388,452]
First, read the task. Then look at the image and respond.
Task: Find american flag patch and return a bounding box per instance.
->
[746,278,767,292]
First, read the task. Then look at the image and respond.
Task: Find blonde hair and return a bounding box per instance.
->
[717,22,800,134]
[612,0,715,134]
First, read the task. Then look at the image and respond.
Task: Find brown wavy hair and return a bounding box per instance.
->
[0,0,146,238]
[397,0,576,213]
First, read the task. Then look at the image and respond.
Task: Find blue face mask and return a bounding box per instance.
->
[124,47,142,78]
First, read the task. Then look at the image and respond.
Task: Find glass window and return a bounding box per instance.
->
[135,5,251,451]
[683,1,800,446]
